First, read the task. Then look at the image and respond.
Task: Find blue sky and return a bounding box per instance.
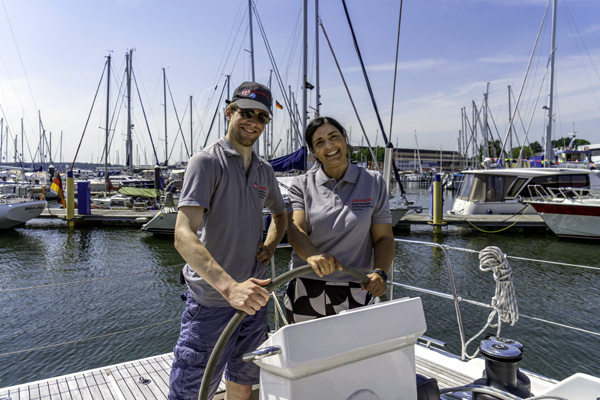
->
[1,0,599,166]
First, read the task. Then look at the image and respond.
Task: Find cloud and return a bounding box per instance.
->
[344,58,445,73]
[478,54,530,64]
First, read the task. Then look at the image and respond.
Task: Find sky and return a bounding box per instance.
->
[1,0,599,167]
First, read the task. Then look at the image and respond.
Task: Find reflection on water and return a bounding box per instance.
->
[0,224,185,387]
[0,187,599,387]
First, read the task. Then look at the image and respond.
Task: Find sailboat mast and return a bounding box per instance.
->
[189,95,193,157]
[508,85,513,157]
[483,82,489,159]
[163,68,168,166]
[544,0,558,166]
[105,54,111,191]
[302,0,308,169]
[248,0,255,81]
[126,50,133,174]
[315,0,320,118]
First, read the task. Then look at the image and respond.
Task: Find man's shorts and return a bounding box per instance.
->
[168,293,268,400]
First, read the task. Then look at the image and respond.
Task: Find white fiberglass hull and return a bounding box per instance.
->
[450,197,536,216]
[0,199,47,229]
[529,199,600,239]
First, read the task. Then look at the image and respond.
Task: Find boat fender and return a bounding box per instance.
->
[416,374,440,400]
[471,338,530,400]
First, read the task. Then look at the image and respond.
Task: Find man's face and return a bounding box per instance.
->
[227,108,270,148]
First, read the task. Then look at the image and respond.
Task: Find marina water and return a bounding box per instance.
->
[1,183,599,388]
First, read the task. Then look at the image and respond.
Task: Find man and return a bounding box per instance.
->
[168,82,287,400]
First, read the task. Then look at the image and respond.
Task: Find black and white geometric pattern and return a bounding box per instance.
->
[284,277,372,323]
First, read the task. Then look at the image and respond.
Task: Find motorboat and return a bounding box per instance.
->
[0,194,47,229]
[0,198,47,229]
[448,167,600,216]
[91,193,134,209]
[525,187,600,239]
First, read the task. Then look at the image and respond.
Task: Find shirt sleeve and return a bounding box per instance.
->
[264,168,285,215]
[287,175,306,214]
[371,172,392,224]
[177,151,221,210]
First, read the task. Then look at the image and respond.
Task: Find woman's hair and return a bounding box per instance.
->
[305,117,347,151]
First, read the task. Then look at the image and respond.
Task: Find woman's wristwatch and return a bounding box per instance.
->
[372,268,388,282]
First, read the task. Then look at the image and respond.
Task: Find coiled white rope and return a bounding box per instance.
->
[464,246,519,359]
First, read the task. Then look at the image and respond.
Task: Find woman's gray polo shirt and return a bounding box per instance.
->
[179,138,285,307]
[288,163,392,282]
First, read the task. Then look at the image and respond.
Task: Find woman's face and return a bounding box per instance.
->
[311,123,348,169]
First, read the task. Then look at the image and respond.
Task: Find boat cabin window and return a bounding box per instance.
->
[506,178,528,198]
[456,174,474,199]
[522,174,590,197]
[462,174,516,202]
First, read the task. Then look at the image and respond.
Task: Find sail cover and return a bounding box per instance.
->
[269,146,307,172]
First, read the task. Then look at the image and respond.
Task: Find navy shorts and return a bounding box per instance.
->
[168,293,268,400]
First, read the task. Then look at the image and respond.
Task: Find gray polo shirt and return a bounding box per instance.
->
[288,163,392,282]
[179,138,285,306]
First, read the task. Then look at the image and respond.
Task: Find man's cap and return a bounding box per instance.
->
[231,82,272,116]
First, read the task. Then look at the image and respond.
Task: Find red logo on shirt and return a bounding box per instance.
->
[350,198,372,211]
[254,183,268,199]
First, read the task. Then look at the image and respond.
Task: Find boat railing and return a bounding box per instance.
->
[527,184,599,201]
[270,238,599,363]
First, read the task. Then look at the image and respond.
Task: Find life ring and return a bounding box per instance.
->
[584,146,590,151]
[566,146,572,150]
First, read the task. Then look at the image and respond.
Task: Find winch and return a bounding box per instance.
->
[472,337,531,400]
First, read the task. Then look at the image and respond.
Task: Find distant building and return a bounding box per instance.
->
[353,146,463,172]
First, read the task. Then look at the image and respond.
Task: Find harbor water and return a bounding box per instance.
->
[1,183,599,389]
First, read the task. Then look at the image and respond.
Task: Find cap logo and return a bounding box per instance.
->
[249,93,256,99]
[242,89,251,96]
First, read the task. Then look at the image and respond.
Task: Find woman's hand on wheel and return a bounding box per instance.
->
[363,273,388,297]
[307,253,342,277]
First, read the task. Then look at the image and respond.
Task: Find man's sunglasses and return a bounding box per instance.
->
[238,109,271,125]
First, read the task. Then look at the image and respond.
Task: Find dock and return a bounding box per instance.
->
[35,208,547,231]
[39,208,159,226]
[397,213,547,230]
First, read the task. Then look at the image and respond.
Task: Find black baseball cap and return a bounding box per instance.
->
[231,82,273,116]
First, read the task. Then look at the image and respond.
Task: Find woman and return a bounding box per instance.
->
[285,116,395,323]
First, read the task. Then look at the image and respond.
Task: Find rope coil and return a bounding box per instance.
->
[464,246,519,359]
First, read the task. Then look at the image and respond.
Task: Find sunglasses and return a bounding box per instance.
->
[238,109,271,125]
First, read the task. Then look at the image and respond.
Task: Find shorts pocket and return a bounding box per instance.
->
[173,344,207,366]
[183,297,203,321]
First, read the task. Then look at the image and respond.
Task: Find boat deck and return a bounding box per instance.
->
[0,352,474,400]
[0,353,226,400]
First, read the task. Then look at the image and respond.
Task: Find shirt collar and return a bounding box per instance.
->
[315,162,359,186]
[217,137,264,166]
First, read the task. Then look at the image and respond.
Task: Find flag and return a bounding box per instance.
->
[276,101,283,110]
[50,174,65,207]
[305,81,314,90]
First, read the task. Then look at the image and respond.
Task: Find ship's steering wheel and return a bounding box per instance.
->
[197,264,388,400]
